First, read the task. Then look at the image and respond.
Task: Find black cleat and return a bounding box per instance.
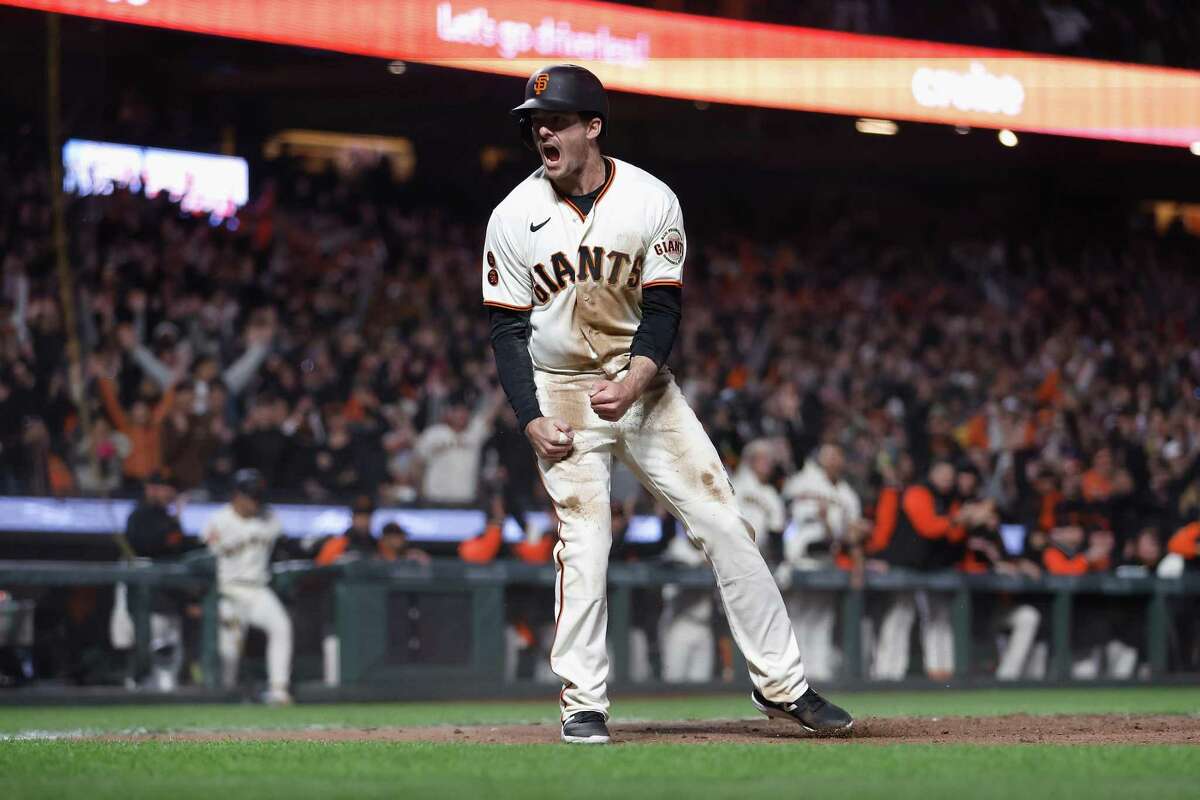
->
[751,687,854,735]
[561,711,611,744]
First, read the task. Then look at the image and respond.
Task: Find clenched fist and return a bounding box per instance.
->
[526,417,575,462]
[588,379,636,422]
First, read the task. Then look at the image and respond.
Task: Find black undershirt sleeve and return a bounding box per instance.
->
[630,285,682,368]
[488,307,543,431]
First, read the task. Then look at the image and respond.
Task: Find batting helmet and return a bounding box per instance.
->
[511,64,609,149]
[232,468,267,501]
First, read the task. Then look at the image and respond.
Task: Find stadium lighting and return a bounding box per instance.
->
[998,129,1019,147]
[856,118,898,136]
[387,60,407,75]
[1190,141,1200,155]
[10,0,1200,148]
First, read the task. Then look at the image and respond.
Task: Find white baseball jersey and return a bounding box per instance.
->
[482,156,685,378]
[732,465,787,557]
[485,152,810,719]
[415,415,491,504]
[780,462,862,565]
[202,504,282,587]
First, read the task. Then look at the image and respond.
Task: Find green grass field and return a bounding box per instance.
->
[2,688,1199,800]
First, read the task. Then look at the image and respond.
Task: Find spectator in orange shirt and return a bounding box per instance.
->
[93,354,175,489]
[1081,447,1115,503]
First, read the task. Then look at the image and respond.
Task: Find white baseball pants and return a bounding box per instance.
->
[917,590,955,677]
[786,592,837,682]
[149,612,183,691]
[217,584,293,693]
[872,592,916,680]
[660,614,715,682]
[536,369,809,720]
[995,604,1041,680]
[873,590,957,680]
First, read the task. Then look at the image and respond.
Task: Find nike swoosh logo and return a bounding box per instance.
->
[530,217,550,232]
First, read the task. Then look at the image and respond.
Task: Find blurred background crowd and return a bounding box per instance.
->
[2,0,1200,692]
[2,148,1198,549]
[4,147,1199,687]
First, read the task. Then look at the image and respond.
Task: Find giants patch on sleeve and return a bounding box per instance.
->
[654,228,684,265]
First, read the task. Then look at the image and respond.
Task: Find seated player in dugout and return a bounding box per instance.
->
[1040,519,1117,679]
[868,459,987,680]
[314,496,381,565]
[314,496,430,565]
[117,470,204,692]
[956,464,1045,681]
[484,63,852,744]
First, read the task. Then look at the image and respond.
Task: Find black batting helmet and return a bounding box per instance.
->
[511,64,609,149]
[232,468,267,502]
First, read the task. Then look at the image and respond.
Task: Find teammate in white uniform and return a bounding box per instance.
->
[779,444,863,681]
[732,439,787,563]
[485,65,852,744]
[201,469,293,704]
[658,523,715,684]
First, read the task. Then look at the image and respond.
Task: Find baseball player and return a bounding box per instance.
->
[779,443,864,681]
[658,523,715,683]
[732,439,787,564]
[202,468,293,704]
[116,471,199,692]
[484,64,852,744]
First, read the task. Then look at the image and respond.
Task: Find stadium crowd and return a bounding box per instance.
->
[2,148,1200,685]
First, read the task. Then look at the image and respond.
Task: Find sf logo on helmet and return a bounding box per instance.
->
[534,74,549,94]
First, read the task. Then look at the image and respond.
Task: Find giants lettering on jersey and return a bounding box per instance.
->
[209,532,277,559]
[653,228,684,265]
[530,245,645,305]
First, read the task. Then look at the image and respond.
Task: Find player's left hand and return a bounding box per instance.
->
[589,379,635,422]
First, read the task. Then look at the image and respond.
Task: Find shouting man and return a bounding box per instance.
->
[483,64,852,744]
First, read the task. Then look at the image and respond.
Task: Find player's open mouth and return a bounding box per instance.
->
[542,144,561,166]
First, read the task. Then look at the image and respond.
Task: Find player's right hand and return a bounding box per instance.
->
[525,417,574,462]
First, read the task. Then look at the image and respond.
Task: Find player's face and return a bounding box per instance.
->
[818,446,845,480]
[156,484,177,507]
[382,532,407,555]
[233,493,261,517]
[530,111,599,181]
[750,452,773,481]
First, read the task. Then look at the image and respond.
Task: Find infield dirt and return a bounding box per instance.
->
[108,714,1200,746]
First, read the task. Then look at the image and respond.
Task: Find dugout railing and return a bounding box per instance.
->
[1,559,1198,693]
